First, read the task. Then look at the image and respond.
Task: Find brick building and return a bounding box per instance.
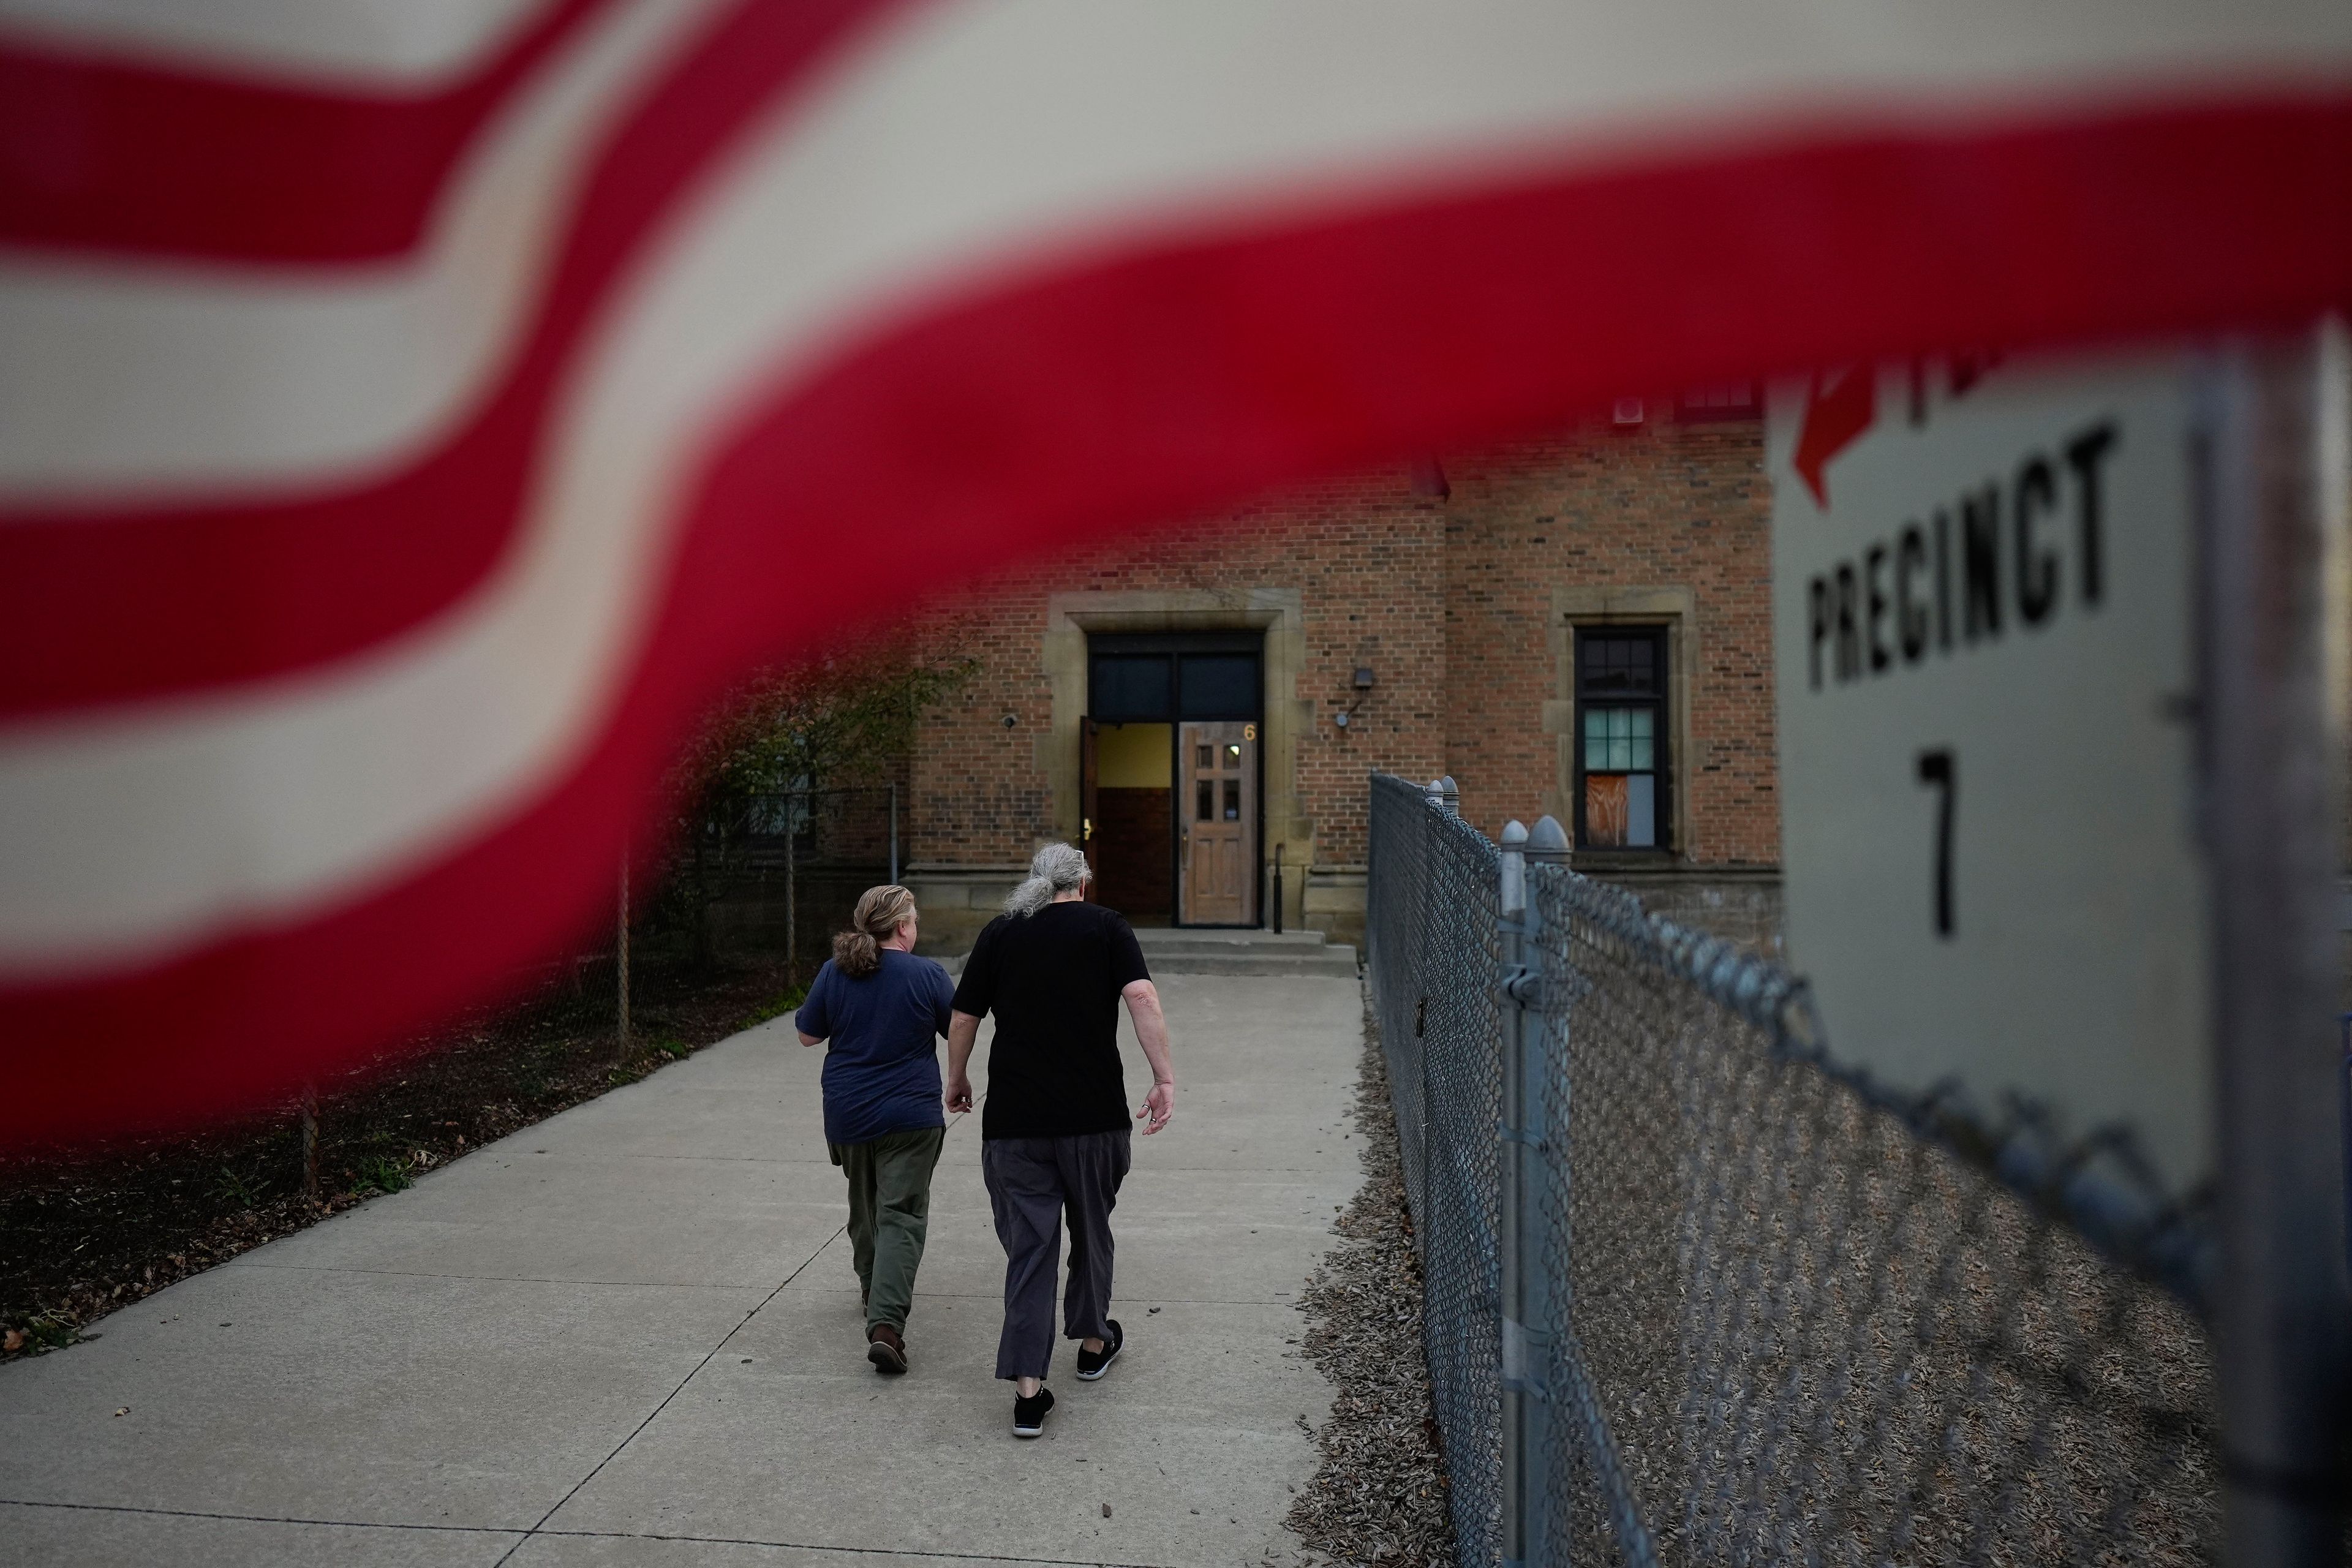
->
[900,399,1784,953]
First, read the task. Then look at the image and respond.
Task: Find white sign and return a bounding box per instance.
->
[1768,352,2211,1194]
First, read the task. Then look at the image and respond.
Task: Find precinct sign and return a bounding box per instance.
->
[1768,352,2212,1195]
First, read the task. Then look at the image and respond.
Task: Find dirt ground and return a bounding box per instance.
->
[1,957,799,1361]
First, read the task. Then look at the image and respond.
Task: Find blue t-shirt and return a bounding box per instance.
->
[795,949,954,1145]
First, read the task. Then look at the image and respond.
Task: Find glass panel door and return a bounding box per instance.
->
[1177,720,1257,924]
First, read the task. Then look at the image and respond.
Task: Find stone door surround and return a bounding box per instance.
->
[1043,589,1313,922]
[1544,584,1698,862]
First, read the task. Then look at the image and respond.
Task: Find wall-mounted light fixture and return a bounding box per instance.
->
[1001,712,1017,729]
[1335,665,1376,729]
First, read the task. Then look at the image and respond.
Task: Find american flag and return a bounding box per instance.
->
[2,0,2348,1144]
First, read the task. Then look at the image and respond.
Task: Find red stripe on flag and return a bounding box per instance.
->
[0,0,900,724]
[3,90,2348,725]
[0,0,616,265]
[4,91,2351,1142]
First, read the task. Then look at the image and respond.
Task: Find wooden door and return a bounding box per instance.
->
[1178,721,1257,925]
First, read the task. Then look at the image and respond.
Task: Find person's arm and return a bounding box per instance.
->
[1124,979,1175,1134]
[944,1011,982,1114]
[793,968,829,1049]
[930,965,956,1038]
[943,924,997,1112]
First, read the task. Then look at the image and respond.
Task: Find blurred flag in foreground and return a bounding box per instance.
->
[2,0,2348,1143]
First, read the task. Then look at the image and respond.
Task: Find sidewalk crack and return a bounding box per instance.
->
[492,1221,848,1566]
[0,1498,519,1537]
[494,1110,974,1564]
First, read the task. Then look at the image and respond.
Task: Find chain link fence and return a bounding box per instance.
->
[1368,768,1507,1562]
[1366,772,2222,1567]
[657,784,903,976]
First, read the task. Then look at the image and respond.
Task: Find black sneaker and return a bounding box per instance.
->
[1075,1319,1123,1381]
[1011,1385,1055,1438]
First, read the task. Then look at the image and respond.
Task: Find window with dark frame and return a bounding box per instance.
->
[1574,627,1668,851]
[746,780,816,855]
[1675,382,1763,422]
[1087,634,1261,723]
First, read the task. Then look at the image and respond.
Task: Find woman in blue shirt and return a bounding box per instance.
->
[794,884,954,1374]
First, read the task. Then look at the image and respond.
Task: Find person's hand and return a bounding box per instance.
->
[1137,1080,1175,1135]
[944,1072,973,1115]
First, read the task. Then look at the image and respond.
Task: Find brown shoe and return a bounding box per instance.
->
[867,1322,907,1375]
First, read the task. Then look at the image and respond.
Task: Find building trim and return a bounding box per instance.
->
[1042,587,1312,927]
[1545,584,1699,862]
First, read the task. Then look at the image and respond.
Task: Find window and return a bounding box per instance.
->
[1088,635,1261,722]
[1091,655,1172,722]
[1574,628,1667,851]
[747,780,816,854]
[1178,655,1257,718]
[1676,382,1763,422]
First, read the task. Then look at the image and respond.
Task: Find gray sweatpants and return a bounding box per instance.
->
[981,1129,1131,1381]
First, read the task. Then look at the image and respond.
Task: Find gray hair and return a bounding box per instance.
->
[1004,842,1090,916]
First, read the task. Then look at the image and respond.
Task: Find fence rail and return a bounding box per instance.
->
[1366,772,2223,1567]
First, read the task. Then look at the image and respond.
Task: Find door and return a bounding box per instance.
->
[1178,721,1257,925]
[1079,717,1099,891]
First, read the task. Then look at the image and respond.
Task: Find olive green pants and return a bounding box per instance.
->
[829,1125,944,1332]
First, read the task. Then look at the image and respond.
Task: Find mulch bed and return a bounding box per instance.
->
[1,957,800,1361]
[1283,1009,1458,1568]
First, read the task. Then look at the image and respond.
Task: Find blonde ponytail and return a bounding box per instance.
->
[833,884,917,978]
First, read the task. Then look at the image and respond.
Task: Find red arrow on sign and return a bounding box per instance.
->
[1793,366,1877,507]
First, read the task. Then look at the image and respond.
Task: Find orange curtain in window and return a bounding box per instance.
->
[1585,774,1629,847]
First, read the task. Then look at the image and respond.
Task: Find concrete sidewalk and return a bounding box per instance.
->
[0,973,1364,1568]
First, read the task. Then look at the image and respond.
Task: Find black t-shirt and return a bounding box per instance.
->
[952,900,1151,1139]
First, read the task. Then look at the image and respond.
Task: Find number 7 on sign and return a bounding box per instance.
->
[1916,748,1956,938]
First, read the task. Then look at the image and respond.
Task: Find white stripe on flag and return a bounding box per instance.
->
[2,0,2350,976]
[0,0,733,501]
[10,1,2351,502]
[0,0,555,84]
[9,0,2351,503]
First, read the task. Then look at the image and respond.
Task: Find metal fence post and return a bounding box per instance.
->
[1498,820,1542,1567]
[785,787,799,989]
[1501,815,1569,1566]
[2342,1012,2352,1280]
[299,1082,320,1198]
[615,850,631,1056]
[1400,783,1433,1248]
[2199,328,2352,1566]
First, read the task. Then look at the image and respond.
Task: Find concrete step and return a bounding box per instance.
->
[1131,926,1356,976]
[940,927,1359,979]
[1132,928,1335,951]
[1144,948,1360,978]
[1133,927,1357,976]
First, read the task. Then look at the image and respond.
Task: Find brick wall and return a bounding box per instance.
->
[908,415,1780,883]
[911,474,1450,872]
[1441,418,1779,864]
[905,604,1055,867]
